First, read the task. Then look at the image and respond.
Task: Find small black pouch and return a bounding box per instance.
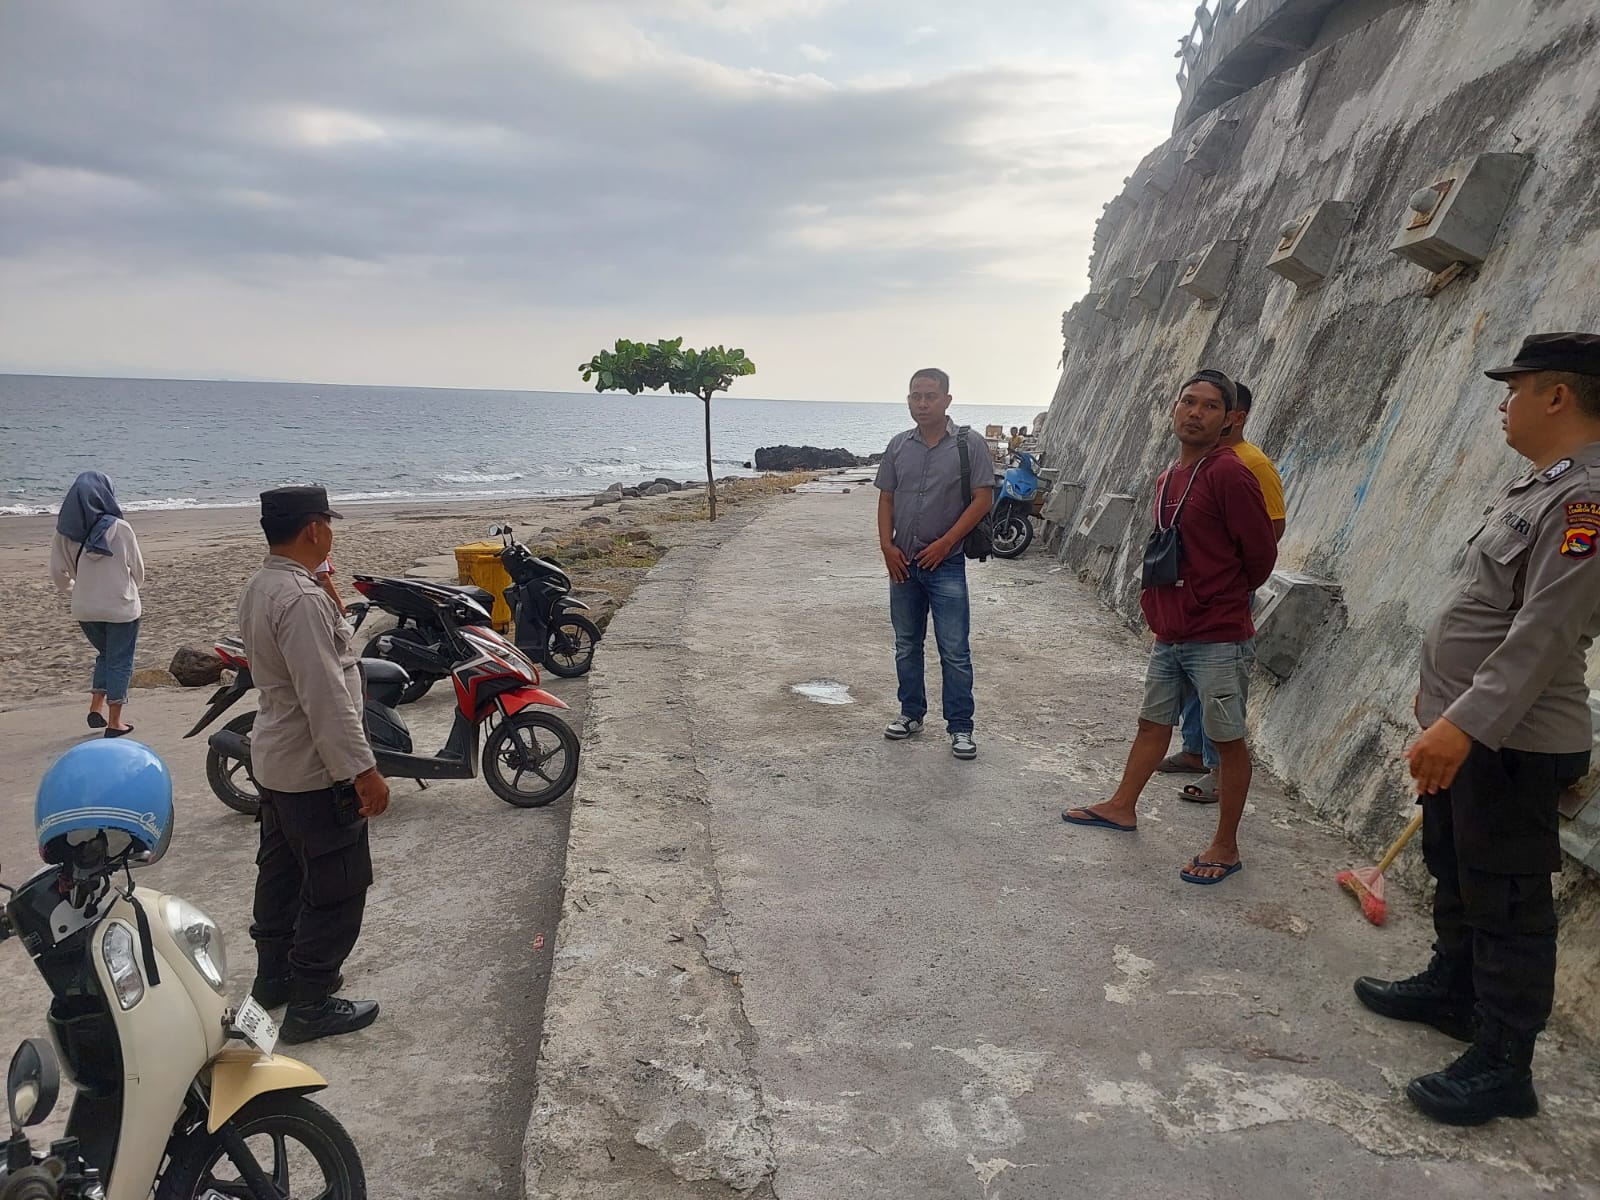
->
[331,781,364,828]
[1142,459,1205,589]
[1141,526,1183,588]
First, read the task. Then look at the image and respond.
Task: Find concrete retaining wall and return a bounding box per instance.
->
[1040,0,1600,1029]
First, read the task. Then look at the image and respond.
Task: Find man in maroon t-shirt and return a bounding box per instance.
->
[1063,369,1277,884]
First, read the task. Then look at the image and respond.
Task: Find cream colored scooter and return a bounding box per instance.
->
[0,846,365,1200]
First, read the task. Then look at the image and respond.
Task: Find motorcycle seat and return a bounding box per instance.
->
[360,658,411,689]
[432,582,495,608]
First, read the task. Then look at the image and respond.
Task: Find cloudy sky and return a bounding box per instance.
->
[0,1,1191,405]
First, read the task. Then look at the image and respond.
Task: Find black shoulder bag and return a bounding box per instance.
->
[955,426,994,562]
[1141,459,1205,588]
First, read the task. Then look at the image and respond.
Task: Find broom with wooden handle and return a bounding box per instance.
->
[1337,810,1424,926]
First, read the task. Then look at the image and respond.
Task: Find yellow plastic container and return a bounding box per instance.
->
[453,541,514,631]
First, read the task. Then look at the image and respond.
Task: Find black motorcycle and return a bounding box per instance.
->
[351,525,600,702]
[491,523,601,678]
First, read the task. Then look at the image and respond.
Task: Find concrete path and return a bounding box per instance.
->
[0,668,584,1197]
[529,486,1600,1200]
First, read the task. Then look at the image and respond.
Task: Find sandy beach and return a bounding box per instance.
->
[0,476,814,708]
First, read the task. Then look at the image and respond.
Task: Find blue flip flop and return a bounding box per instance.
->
[1061,808,1137,833]
[1180,858,1243,885]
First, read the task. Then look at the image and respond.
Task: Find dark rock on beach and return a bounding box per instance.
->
[751,445,881,471]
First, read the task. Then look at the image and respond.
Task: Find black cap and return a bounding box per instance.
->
[1484,333,1600,381]
[1181,368,1239,411]
[260,486,342,521]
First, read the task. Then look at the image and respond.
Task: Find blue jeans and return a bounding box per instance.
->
[80,619,140,704]
[1182,592,1260,770]
[889,557,974,734]
[1180,691,1219,770]
[1140,639,1254,743]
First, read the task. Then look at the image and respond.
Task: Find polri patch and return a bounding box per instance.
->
[1499,511,1532,536]
[1561,526,1597,559]
[1541,458,1574,483]
[1566,501,1600,522]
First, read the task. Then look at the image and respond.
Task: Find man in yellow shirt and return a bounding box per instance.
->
[1161,382,1286,797]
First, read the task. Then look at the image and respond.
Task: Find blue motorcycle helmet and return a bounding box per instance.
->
[35,739,174,867]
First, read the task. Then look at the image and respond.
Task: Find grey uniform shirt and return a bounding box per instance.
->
[874,419,994,556]
[1419,441,1600,753]
[239,555,376,793]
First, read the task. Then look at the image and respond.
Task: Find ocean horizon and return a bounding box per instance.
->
[1,374,1044,516]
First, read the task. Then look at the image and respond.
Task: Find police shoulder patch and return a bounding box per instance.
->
[1561,501,1599,559]
[1541,458,1574,483]
[1567,500,1600,522]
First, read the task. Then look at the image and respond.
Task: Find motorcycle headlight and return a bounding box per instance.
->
[101,922,145,1010]
[161,896,228,993]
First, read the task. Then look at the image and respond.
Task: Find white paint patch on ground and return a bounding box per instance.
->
[1084,1059,1571,1189]
[967,1154,1033,1196]
[933,1044,1049,1098]
[790,679,854,705]
[922,1044,1051,1152]
[1105,945,1156,1005]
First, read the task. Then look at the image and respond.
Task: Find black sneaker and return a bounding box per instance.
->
[278,995,379,1044]
[1353,954,1475,1042]
[250,971,343,1011]
[1406,1037,1539,1126]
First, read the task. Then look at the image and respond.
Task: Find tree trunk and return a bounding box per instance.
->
[702,395,718,522]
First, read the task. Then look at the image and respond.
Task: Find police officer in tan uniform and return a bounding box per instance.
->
[240,486,390,1044]
[1355,334,1600,1125]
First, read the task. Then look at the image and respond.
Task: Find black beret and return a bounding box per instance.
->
[1485,333,1600,381]
[260,485,342,521]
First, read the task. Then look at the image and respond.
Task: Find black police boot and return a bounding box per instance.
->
[278,995,380,1044]
[250,971,343,1010]
[1406,1021,1539,1126]
[1353,951,1476,1041]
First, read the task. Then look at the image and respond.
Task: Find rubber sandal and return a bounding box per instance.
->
[1180,858,1243,885]
[87,712,108,729]
[1156,752,1208,775]
[1061,808,1137,833]
[1179,774,1219,804]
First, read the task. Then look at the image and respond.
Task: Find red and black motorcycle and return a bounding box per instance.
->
[184,581,579,814]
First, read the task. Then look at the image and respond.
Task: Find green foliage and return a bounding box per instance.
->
[580,337,756,403]
[579,337,756,522]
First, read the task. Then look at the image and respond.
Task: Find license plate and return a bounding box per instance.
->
[233,996,278,1055]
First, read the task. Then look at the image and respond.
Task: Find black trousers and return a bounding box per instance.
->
[251,785,373,1003]
[1422,742,1582,1035]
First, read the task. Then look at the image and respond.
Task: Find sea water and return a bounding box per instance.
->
[1,374,1041,515]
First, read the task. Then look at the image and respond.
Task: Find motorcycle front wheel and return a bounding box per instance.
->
[544,614,601,677]
[361,625,436,704]
[991,510,1034,558]
[157,1093,365,1200]
[482,711,580,808]
[205,711,263,817]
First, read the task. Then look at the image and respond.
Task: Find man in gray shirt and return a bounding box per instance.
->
[240,486,389,1044]
[874,368,993,758]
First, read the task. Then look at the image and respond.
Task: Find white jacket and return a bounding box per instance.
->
[50,519,145,622]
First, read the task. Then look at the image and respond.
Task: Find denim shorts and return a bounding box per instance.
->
[1140,639,1254,743]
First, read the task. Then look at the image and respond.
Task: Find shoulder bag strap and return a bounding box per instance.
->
[956,426,972,506]
[1156,458,1206,533]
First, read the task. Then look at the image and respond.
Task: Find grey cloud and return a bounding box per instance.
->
[0,1,1148,312]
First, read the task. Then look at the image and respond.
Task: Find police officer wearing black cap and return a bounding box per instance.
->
[1355,333,1600,1125]
[239,486,389,1043]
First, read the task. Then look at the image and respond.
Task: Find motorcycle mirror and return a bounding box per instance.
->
[7,1038,60,1130]
[488,524,503,536]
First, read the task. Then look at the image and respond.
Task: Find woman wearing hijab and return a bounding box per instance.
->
[48,471,146,736]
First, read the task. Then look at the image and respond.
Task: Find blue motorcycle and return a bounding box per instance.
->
[990,452,1040,558]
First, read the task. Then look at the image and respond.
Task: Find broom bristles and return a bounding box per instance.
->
[1336,865,1389,926]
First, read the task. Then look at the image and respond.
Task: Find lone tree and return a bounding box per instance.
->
[579,337,756,521]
